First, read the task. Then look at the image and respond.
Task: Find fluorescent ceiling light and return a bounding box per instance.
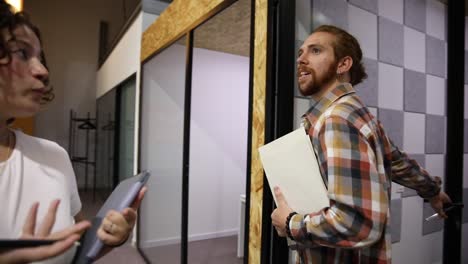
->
[6,0,23,11]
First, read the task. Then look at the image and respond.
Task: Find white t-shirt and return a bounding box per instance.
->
[0,130,82,263]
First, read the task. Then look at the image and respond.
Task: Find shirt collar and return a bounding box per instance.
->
[302,83,356,128]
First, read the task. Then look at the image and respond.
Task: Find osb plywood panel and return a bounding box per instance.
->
[248,0,267,262]
[141,0,233,62]
[10,117,34,135]
[193,0,251,57]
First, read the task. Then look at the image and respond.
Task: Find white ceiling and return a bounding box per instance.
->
[143,0,170,15]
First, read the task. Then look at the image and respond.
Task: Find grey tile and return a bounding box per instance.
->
[402,154,425,197]
[313,0,348,30]
[391,199,402,243]
[465,51,468,84]
[379,109,404,148]
[465,120,468,153]
[349,0,378,14]
[464,188,468,223]
[422,201,444,235]
[404,0,426,33]
[379,17,404,66]
[426,36,446,78]
[355,58,378,107]
[404,69,426,113]
[425,114,446,154]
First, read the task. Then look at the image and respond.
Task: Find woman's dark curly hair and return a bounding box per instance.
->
[0,0,55,114]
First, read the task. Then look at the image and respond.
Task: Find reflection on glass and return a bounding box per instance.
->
[96,89,116,198]
[118,77,136,182]
[139,36,187,263]
[188,0,251,263]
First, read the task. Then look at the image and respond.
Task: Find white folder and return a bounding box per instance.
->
[258,128,329,214]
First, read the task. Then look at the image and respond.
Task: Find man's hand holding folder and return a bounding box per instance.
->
[271,186,293,237]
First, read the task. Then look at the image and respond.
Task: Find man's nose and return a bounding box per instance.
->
[296,53,306,65]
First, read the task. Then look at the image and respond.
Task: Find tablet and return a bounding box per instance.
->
[73,171,150,264]
[0,239,57,248]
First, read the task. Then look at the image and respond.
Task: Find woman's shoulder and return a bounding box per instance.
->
[14,130,68,158]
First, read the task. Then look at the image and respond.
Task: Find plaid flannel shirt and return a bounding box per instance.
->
[288,83,441,263]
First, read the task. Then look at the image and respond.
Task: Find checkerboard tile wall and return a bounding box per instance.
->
[294,0,452,252]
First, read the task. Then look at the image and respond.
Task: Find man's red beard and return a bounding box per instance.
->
[297,61,338,96]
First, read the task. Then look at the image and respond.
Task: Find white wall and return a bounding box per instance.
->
[25,0,129,147]
[139,43,187,248]
[188,48,249,241]
[25,0,141,187]
[96,13,142,99]
[138,45,250,247]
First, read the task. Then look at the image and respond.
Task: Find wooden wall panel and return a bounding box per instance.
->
[248,0,267,263]
[10,117,34,135]
[141,0,234,62]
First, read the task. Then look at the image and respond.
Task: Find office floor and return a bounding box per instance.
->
[80,190,243,264]
[140,235,243,264]
[80,189,146,263]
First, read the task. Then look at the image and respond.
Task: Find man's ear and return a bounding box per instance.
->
[337,56,353,74]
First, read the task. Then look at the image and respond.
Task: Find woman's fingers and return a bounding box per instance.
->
[130,187,147,211]
[21,202,40,238]
[97,224,121,246]
[1,234,80,264]
[22,234,80,262]
[37,199,61,237]
[122,208,137,228]
[48,221,91,240]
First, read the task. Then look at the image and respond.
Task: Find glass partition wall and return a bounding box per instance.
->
[188,0,250,263]
[96,75,137,198]
[138,0,252,263]
[139,36,187,263]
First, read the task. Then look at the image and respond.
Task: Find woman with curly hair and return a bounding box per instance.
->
[0,1,145,263]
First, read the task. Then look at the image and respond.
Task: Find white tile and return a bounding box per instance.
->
[426,75,446,116]
[426,0,446,40]
[348,5,378,60]
[464,154,468,188]
[378,0,404,24]
[425,154,445,179]
[393,197,424,264]
[368,107,378,118]
[391,182,403,199]
[403,112,425,154]
[294,98,310,129]
[465,85,468,119]
[378,62,404,110]
[404,26,426,73]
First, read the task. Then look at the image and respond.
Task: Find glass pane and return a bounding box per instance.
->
[188,0,251,263]
[96,89,117,198]
[118,76,136,182]
[139,36,187,263]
